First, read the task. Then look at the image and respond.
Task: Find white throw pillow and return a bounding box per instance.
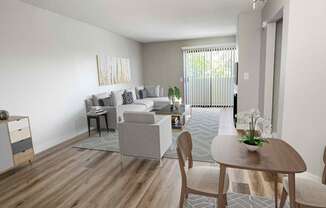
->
[111,90,124,106]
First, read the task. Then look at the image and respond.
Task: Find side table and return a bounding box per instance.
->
[87,111,109,136]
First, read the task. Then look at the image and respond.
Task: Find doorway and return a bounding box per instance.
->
[183,47,237,107]
[272,19,283,133]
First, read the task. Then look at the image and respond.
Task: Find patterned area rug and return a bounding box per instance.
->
[185,193,289,208]
[73,108,220,162]
[164,108,220,162]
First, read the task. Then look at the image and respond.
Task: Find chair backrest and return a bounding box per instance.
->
[323,146,326,185]
[85,98,93,113]
[123,111,156,124]
[176,131,193,185]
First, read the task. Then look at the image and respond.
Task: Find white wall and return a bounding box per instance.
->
[281,0,326,178]
[0,0,143,153]
[237,11,262,111]
[142,36,236,95]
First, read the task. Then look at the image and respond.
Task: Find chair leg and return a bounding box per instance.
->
[274,173,279,208]
[179,186,186,208]
[120,154,125,170]
[279,187,288,208]
[223,194,228,206]
[216,194,225,208]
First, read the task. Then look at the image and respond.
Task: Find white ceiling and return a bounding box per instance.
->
[22,0,254,43]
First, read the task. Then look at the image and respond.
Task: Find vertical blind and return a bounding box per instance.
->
[183,47,237,107]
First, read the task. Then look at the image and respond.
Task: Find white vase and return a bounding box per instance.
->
[244,144,261,152]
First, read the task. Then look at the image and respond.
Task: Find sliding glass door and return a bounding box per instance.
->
[183,47,237,107]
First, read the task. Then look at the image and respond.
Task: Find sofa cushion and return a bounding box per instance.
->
[111,90,124,106]
[143,97,170,108]
[145,85,160,97]
[123,112,156,124]
[134,99,154,109]
[122,90,134,104]
[118,104,147,113]
[143,97,169,103]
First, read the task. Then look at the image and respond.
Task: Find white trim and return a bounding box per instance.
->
[263,23,276,122]
[181,43,236,51]
[299,172,322,183]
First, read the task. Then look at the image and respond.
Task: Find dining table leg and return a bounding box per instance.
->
[273,173,278,208]
[288,173,296,208]
[218,165,226,208]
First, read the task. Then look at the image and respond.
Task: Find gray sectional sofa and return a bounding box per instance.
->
[85,86,170,130]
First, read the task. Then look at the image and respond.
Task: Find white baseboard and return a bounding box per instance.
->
[299,172,321,182]
[34,128,89,154]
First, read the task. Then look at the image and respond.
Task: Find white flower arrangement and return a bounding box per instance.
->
[237,109,272,138]
[237,109,272,147]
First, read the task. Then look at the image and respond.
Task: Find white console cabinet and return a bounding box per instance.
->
[0,116,34,174]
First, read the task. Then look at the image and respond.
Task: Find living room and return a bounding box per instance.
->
[0,0,325,208]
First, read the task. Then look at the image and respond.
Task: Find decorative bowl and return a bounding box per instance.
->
[0,110,9,120]
[244,144,261,152]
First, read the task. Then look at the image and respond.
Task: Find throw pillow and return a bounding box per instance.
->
[122,90,134,104]
[145,85,160,97]
[98,97,113,106]
[135,86,144,99]
[111,90,124,106]
[138,89,147,99]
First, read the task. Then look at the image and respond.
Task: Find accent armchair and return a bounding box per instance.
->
[118,111,172,160]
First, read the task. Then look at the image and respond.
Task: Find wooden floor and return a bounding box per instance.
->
[0,108,283,208]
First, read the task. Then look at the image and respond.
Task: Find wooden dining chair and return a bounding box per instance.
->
[279,147,326,208]
[176,131,230,208]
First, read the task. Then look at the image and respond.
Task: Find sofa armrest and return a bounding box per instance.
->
[157,116,172,157]
[105,106,118,129]
[155,115,171,125]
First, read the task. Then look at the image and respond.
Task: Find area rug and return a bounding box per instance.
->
[185,192,289,208]
[73,108,220,162]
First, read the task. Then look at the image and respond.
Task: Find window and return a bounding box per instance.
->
[183,47,237,107]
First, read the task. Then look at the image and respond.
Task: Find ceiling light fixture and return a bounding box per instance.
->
[252,0,266,10]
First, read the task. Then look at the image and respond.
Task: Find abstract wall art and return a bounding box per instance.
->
[96,55,131,86]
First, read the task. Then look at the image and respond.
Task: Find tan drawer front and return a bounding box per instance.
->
[13,149,34,166]
[10,128,31,143]
[8,118,29,132]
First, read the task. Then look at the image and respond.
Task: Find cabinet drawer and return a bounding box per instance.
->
[10,127,31,143]
[8,118,29,132]
[13,148,34,166]
[12,138,33,154]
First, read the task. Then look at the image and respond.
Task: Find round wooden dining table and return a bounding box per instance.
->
[211,135,306,208]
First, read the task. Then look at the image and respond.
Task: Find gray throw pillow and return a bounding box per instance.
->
[135,86,144,99]
[98,97,113,106]
[145,85,160,97]
[138,89,147,99]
